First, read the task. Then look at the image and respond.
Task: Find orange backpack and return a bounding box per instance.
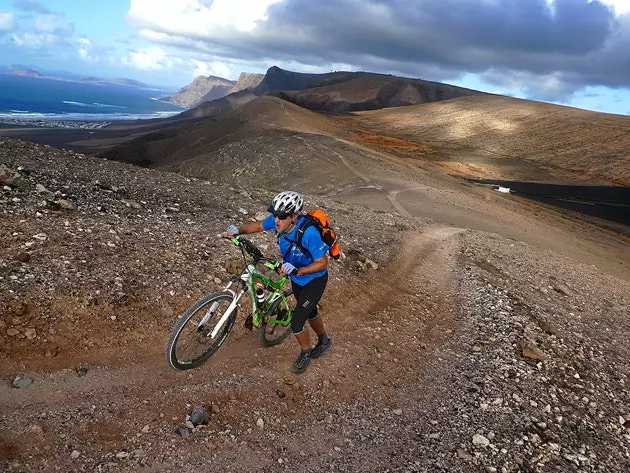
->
[285,209,341,260]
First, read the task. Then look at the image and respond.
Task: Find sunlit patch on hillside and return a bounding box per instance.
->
[352,132,433,154]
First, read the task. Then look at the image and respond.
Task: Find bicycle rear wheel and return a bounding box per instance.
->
[259,288,294,347]
[166,291,237,370]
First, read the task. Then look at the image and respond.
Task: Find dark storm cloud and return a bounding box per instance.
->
[264,0,613,58]
[254,0,624,88]
[138,0,630,97]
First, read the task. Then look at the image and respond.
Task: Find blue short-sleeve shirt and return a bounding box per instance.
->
[262,214,328,286]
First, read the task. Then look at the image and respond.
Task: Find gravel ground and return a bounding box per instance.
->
[1,137,629,473]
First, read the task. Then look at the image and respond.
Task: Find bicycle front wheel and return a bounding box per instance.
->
[166,291,237,370]
[259,288,294,347]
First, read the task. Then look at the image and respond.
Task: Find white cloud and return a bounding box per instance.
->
[76,37,99,62]
[126,0,282,37]
[122,46,178,70]
[481,69,579,101]
[190,59,234,79]
[598,0,630,16]
[11,31,65,48]
[0,11,14,31]
[547,0,630,16]
[34,13,74,35]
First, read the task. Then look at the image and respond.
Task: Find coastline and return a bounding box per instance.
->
[0,113,202,155]
[0,117,111,129]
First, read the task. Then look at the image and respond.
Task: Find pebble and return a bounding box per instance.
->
[11,374,33,388]
[70,450,80,459]
[472,434,490,447]
[256,418,264,429]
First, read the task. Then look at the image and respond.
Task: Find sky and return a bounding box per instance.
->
[0,0,629,114]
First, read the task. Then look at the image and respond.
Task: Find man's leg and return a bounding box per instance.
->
[289,275,328,373]
[305,275,332,359]
[309,313,333,359]
[294,331,311,350]
[308,315,326,337]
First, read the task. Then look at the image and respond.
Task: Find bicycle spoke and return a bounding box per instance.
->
[166,292,236,370]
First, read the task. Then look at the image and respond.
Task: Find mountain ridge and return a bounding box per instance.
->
[158,72,265,108]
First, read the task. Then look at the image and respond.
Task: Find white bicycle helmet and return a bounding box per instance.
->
[268,191,303,217]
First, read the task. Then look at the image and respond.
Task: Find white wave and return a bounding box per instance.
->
[63,101,126,109]
[9,109,30,113]
[92,102,127,109]
[62,100,91,107]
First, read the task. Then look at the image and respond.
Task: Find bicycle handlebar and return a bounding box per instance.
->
[223,235,281,271]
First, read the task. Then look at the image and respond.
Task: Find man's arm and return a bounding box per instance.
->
[228,214,275,237]
[237,220,265,235]
[296,255,328,276]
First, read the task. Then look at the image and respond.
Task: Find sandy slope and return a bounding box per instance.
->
[346,95,630,185]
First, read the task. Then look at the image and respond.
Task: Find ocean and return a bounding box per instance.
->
[0,74,184,122]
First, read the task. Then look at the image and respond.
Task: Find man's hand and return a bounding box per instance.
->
[227,224,239,238]
[280,262,298,276]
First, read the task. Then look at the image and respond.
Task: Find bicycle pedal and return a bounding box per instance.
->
[244,315,253,330]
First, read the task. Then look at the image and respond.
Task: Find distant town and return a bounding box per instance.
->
[0,118,110,129]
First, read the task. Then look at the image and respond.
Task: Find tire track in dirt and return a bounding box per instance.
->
[386,187,432,219]
[316,142,371,183]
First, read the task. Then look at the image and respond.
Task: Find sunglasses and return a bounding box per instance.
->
[268,205,293,220]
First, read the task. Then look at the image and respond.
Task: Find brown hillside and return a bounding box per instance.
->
[101,97,343,179]
[179,89,257,119]
[344,95,630,185]
[276,75,484,113]
[101,93,630,188]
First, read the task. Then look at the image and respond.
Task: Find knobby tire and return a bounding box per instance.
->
[166,291,237,370]
[259,287,294,347]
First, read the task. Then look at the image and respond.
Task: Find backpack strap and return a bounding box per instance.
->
[278,217,314,261]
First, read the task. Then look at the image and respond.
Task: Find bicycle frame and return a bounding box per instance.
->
[207,260,292,339]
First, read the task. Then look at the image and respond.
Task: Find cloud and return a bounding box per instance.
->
[10,31,67,49]
[126,0,283,35]
[190,59,235,79]
[76,37,99,62]
[34,13,74,35]
[12,0,52,14]
[125,0,630,101]
[121,46,178,70]
[6,9,76,50]
[0,12,14,31]
[481,69,581,102]
[597,0,630,15]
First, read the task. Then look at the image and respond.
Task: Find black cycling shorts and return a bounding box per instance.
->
[290,273,328,334]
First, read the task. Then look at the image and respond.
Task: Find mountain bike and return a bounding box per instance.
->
[166,236,295,370]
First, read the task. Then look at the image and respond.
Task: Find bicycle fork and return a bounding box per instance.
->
[203,267,254,339]
[199,288,244,339]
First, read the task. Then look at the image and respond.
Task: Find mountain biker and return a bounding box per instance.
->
[227,190,333,374]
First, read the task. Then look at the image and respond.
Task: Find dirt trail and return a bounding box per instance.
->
[0,226,465,473]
